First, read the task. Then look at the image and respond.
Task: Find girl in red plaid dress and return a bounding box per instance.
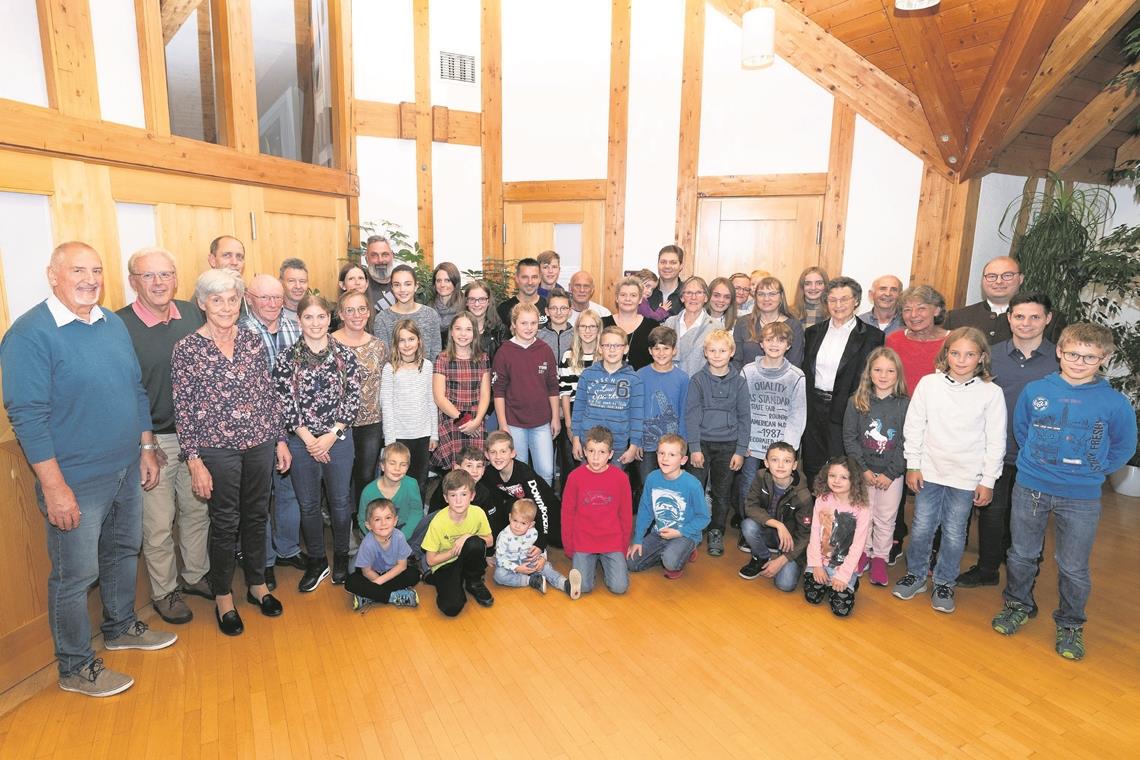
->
[432,311,491,469]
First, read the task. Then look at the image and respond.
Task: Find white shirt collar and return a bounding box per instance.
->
[986,300,1009,315]
[827,315,858,334]
[46,295,105,327]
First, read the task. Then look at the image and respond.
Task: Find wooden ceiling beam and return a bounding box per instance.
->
[1115,132,1140,165]
[710,1,952,180]
[1050,66,1140,172]
[1000,0,1140,158]
[881,1,967,167]
[959,0,1070,179]
[160,0,203,45]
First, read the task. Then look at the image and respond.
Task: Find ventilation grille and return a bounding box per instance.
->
[439,51,476,84]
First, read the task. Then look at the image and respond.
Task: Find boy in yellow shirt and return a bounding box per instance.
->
[421,470,494,616]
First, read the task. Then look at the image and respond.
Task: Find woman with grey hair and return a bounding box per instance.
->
[886,284,948,396]
[171,269,291,637]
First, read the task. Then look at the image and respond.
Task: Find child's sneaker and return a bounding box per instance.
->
[855,552,870,575]
[992,602,1032,635]
[707,529,725,557]
[351,594,368,611]
[567,569,582,600]
[869,557,889,587]
[887,540,903,566]
[891,573,928,600]
[931,584,955,613]
[529,573,547,594]
[1055,626,1085,661]
[802,573,827,605]
[389,589,419,608]
[737,534,751,553]
[663,567,684,580]
[829,586,856,617]
[738,556,766,580]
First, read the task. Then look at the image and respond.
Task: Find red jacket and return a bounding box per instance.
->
[561,465,633,556]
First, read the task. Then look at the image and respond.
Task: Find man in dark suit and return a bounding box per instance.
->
[944,256,1022,345]
[801,275,885,485]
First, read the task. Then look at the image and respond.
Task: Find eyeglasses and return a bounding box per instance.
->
[755,290,780,298]
[1060,351,1104,365]
[548,305,570,312]
[250,294,284,303]
[131,271,175,282]
[578,324,599,331]
[600,343,625,349]
[342,307,370,316]
[826,295,854,306]
[466,296,489,304]
[734,286,751,294]
[983,271,1020,282]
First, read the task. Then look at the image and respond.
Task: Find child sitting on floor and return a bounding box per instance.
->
[627,434,709,580]
[346,499,420,611]
[493,499,582,598]
[803,456,871,618]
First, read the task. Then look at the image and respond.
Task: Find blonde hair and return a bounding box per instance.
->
[936,327,993,381]
[511,498,538,520]
[1058,322,1115,355]
[853,347,908,414]
[566,309,601,373]
[510,301,540,325]
[793,266,830,320]
[704,328,735,352]
[390,319,426,371]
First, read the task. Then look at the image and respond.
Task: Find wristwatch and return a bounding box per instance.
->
[334,426,346,441]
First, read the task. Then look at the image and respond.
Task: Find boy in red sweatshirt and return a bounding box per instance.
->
[561,426,633,594]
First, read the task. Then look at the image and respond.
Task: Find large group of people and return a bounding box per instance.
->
[1,237,1133,699]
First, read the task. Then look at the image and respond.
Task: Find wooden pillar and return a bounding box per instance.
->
[604,0,632,301]
[413,0,434,264]
[37,0,101,120]
[135,0,171,135]
[910,165,981,308]
[214,0,259,154]
[674,0,704,269]
[820,100,855,277]
[481,0,504,269]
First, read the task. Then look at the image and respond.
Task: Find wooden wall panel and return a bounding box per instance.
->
[49,161,125,309]
[481,0,504,268]
[135,0,171,136]
[503,181,607,202]
[674,0,705,269]
[697,173,828,197]
[37,0,100,120]
[412,0,434,265]
[820,100,855,280]
[214,0,258,154]
[604,0,632,306]
[910,164,981,308]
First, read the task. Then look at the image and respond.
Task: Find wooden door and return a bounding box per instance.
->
[256,188,348,298]
[503,200,605,288]
[694,196,824,289]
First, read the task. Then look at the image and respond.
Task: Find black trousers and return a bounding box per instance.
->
[424,536,488,617]
[396,436,432,496]
[200,440,275,596]
[351,422,384,511]
[972,464,1017,573]
[802,390,844,486]
[687,440,737,532]
[345,566,421,603]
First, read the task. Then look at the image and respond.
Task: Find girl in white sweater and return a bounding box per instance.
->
[891,327,1006,615]
[381,319,439,494]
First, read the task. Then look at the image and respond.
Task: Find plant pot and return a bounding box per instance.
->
[1110,464,1140,498]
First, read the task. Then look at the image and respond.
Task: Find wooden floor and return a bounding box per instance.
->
[1,491,1138,759]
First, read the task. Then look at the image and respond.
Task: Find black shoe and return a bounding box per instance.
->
[729,513,742,529]
[263,566,277,592]
[299,559,330,593]
[830,587,856,617]
[275,553,307,570]
[738,556,766,580]
[803,573,827,605]
[246,589,284,617]
[216,607,244,636]
[888,541,903,566]
[956,564,999,588]
[332,552,349,585]
[465,580,494,607]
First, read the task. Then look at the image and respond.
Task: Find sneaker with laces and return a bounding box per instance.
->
[887,541,903,566]
[351,594,376,612]
[855,552,870,575]
[992,602,1032,635]
[738,556,766,580]
[59,658,134,698]
[869,557,889,587]
[567,568,582,599]
[891,573,928,600]
[389,589,419,608]
[332,552,349,585]
[299,558,330,593]
[1055,626,1085,661]
[152,590,192,624]
[737,534,751,553]
[528,573,547,594]
[466,581,494,607]
[956,564,999,588]
[104,621,177,651]
[706,529,725,557]
[931,584,955,613]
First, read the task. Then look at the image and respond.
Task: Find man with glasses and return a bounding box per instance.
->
[731,273,754,316]
[801,276,884,484]
[240,274,304,589]
[117,248,208,625]
[567,270,611,324]
[945,256,1023,344]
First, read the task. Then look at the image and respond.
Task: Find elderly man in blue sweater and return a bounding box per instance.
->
[1,242,177,698]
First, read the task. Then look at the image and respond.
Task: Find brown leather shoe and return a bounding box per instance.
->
[152,590,192,624]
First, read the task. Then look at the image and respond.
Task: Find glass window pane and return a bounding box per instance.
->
[163,0,220,143]
[0,1,49,107]
[90,0,146,127]
[252,0,334,166]
[0,192,54,322]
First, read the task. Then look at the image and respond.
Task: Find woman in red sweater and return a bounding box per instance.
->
[886,285,949,396]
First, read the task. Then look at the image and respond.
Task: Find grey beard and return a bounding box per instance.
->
[368,262,390,283]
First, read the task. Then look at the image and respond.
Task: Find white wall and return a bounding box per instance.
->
[430,0,481,112]
[844,116,924,312]
[89,0,145,127]
[353,1,414,103]
[356,137,418,248]
[431,142,483,276]
[698,6,832,176]
[116,203,158,301]
[501,0,611,181]
[0,192,54,322]
[0,1,49,107]
[623,0,685,273]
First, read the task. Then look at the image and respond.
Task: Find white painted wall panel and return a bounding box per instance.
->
[0,1,49,106]
[430,0,481,112]
[356,137,419,248]
[844,116,923,313]
[501,0,610,181]
[116,203,158,301]
[89,0,146,127]
[353,0,414,103]
[0,193,54,322]
[431,142,483,277]
[623,0,685,272]
[698,5,832,176]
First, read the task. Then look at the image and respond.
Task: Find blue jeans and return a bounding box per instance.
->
[627,530,698,572]
[37,465,142,677]
[508,424,554,485]
[1004,483,1101,628]
[289,431,355,557]
[572,551,629,594]
[823,564,857,591]
[738,456,763,512]
[740,517,802,592]
[493,559,567,589]
[904,481,974,587]
[265,465,301,566]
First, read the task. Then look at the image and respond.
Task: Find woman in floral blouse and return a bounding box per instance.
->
[331,290,386,513]
[274,294,362,590]
[172,269,290,637]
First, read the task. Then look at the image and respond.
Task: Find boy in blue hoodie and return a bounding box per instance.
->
[572,325,644,470]
[684,329,750,557]
[636,325,689,483]
[627,434,710,579]
[991,323,1137,661]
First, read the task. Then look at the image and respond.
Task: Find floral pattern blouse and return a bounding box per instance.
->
[337,335,386,426]
[273,338,362,435]
[171,330,284,459]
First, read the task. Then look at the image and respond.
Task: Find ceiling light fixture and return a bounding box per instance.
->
[895,0,941,10]
[742,6,776,69]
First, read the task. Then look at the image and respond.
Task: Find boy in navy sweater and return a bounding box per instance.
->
[636,325,689,483]
[572,325,644,469]
[684,329,750,557]
[627,434,710,579]
[991,323,1137,661]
